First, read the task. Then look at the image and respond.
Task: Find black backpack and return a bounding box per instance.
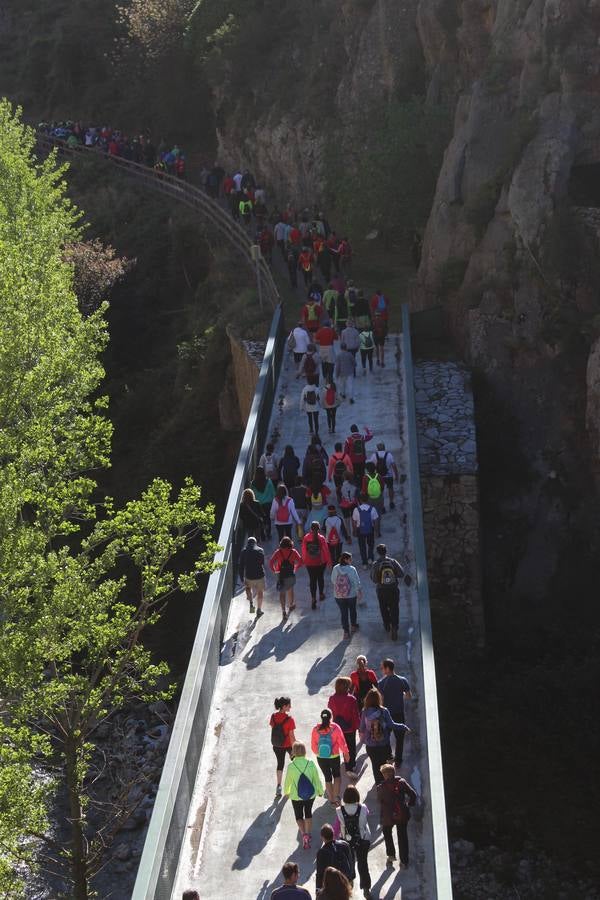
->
[375,451,389,477]
[279,552,295,579]
[305,389,317,406]
[310,453,326,484]
[334,456,346,479]
[271,714,289,747]
[341,805,363,850]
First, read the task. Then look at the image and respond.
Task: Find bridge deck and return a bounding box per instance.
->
[173,335,435,899]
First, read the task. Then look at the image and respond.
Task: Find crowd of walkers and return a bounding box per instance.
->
[38,120,187,177]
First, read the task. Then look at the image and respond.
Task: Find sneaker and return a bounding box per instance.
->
[249,602,255,613]
[319,594,325,602]
[386,855,396,866]
[275,785,282,798]
[306,834,312,849]
[255,608,264,619]
[363,891,372,899]
[351,624,359,633]
[311,599,317,610]
[288,602,296,611]
[302,833,310,850]
[343,630,350,639]
[282,611,288,622]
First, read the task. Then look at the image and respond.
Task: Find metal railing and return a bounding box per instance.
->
[401,304,453,899]
[34,135,279,309]
[131,303,286,900]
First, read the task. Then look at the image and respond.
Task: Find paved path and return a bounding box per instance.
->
[173,334,435,899]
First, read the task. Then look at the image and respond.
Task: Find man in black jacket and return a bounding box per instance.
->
[370,543,409,641]
[238,536,265,618]
[315,824,355,889]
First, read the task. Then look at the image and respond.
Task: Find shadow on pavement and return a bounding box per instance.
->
[243,616,313,669]
[232,799,287,870]
[304,641,348,695]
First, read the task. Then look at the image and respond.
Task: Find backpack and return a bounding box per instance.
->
[391,781,411,824]
[317,729,333,758]
[377,294,386,312]
[304,389,317,406]
[366,474,382,500]
[349,434,366,460]
[325,386,336,406]
[306,537,321,559]
[375,451,389,477]
[297,762,314,801]
[379,559,398,587]
[311,491,323,509]
[341,805,363,850]
[327,522,341,545]
[304,354,317,375]
[369,710,385,743]
[362,331,374,350]
[333,456,346,479]
[307,303,319,321]
[335,571,352,598]
[358,506,373,535]
[276,498,290,523]
[287,332,297,351]
[279,551,295,579]
[271,714,289,747]
[331,842,354,881]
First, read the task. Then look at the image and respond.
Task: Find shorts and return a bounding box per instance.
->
[245,578,265,591]
[273,746,292,770]
[317,755,341,783]
[277,575,296,592]
[292,799,314,820]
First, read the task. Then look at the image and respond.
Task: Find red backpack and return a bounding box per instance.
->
[276,498,290,522]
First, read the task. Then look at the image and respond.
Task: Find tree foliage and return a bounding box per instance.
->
[0,101,219,898]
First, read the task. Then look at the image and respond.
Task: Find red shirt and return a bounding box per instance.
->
[315,325,336,347]
[269,547,302,573]
[370,293,389,321]
[301,532,332,567]
[269,711,296,748]
[223,175,234,194]
[328,692,361,732]
[290,227,302,245]
[350,668,378,699]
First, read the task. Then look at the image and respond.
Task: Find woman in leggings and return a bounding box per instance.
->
[284,741,324,850]
[270,697,296,798]
[311,709,349,807]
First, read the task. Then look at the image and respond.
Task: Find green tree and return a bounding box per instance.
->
[0,102,219,897]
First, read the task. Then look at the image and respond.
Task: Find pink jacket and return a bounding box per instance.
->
[311,722,349,758]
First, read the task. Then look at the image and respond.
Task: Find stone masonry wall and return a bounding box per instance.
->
[415,361,484,648]
[219,330,265,431]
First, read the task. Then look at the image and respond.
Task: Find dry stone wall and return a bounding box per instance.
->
[415,360,484,648]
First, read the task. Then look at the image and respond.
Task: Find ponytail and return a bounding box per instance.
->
[274,696,291,710]
[319,708,332,731]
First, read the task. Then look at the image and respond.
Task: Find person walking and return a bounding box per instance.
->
[352,496,380,569]
[359,688,410,785]
[299,248,316,290]
[370,544,407,641]
[279,444,301,491]
[350,655,378,710]
[361,462,385,515]
[327,677,360,775]
[301,521,332,609]
[331,551,362,640]
[311,710,349,806]
[239,488,265,541]
[271,861,312,899]
[271,485,301,540]
[372,312,388,367]
[321,381,340,434]
[323,505,349,566]
[333,786,372,899]
[315,825,355,892]
[340,320,360,364]
[334,291,349,334]
[344,424,373,483]
[334,343,355,404]
[377,658,411,766]
[370,289,389,322]
[239,536,265,618]
[315,320,337,382]
[306,481,331,529]
[251,467,276,539]
[284,741,324,851]
[303,440,327,488]
[339,473,358,539]
[328,443,354,502]
[377,764,417,868]
[270,697,296,798]
[300,375,321,435]
[298,343,320,386]
[369,442,399,510]
[269,536,303,619]
[291,475,309,538]
[260,442,280,488]
[288,322,311,369]
[359,327,375,375]
[274,219,288,260]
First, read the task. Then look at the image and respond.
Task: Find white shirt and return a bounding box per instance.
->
[274,221,287,242]
[352,504,379,530]
[292,326,310,354]
[233,172,243,191]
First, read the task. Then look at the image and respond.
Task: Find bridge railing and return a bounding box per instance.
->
[35,135,279,309]
[401,304,453,899]
[131,303,286,900]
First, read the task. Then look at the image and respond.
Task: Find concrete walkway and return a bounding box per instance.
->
[173,334,435,899]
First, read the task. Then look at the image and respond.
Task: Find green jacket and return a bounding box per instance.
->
[284,757,324,802]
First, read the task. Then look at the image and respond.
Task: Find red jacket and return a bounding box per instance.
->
[328,692,361,732]
[269,547,303,574]
[344,429,374,463]
[370,293,389,321]
[350,668,378,699]
[301,532,332,567]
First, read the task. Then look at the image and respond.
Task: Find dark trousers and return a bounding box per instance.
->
[260,503,272,539]
[392,727,406,765]
[366,744,391,784]
[276,524,292,541]
[344,731,357,771]
[360,348,374,371]
[377,585,400,629]
[329,541,342,565]
[336,596,357,632]
[358,532,375,565]
[322,360,334,381]
[383,823,409,864]
[353,461,365,483]
[326,407,337,431]
[307,564,325,599]
[355,840,372,890]
[307,411,319,433]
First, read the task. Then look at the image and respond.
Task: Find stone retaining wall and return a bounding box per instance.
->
[415,361,484,648]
